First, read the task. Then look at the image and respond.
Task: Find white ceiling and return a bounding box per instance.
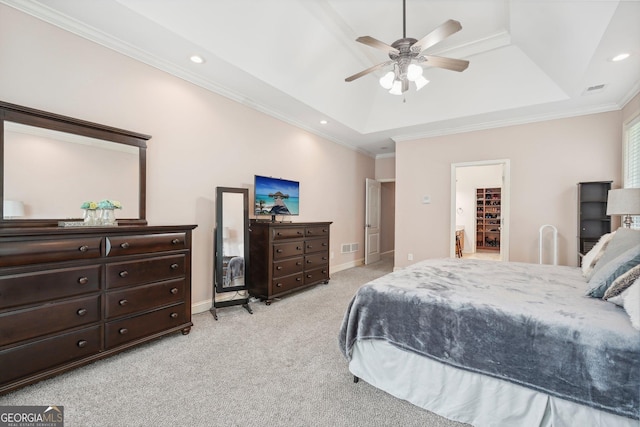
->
[4,0,640,157]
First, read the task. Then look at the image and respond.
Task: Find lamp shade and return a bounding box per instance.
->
[606,188,640,215]
[3,200,25,218]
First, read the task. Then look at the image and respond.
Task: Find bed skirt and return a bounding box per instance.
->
[349,340,637,427]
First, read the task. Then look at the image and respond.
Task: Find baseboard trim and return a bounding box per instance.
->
[191,259,367,314]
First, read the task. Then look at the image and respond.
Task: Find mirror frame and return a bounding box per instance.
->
[0,100,149,228]
[214,187,250,293]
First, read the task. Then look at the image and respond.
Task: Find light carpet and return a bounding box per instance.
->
[0,258,467,427]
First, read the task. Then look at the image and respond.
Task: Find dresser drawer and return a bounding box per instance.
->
[0,237,102,267]
[306,226,329,237]
[272,227,304,241]
[105,254,185,289]
[0,265,101,309]
[0,295,100,346]
[107,232,186,257]
[304,266,329,285]
[273,258,304,278]
[273,241,304,260]
[272,273,304,294]
[105,304,187,348]
[304,238,329,254]
[0,326,101,385]
[105,278,185,319]
[304,253,329,269]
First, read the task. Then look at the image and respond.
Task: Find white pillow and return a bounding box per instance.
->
[581,231,615,277]
[607,278,640,331]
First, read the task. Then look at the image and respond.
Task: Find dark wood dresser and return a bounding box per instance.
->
[0,224,196,394]
[248,221,331,304]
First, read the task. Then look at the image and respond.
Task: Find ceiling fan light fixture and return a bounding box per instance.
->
[414,75,429,90]
[379,71,395,89]
[389,80,403,95]
[407,64,423,81]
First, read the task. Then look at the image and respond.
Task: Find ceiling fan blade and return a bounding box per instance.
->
[402,79,409,93]
[423,55,469,72]
[411,19,462,53]
[356,36,399,55]
[345,61,393,82]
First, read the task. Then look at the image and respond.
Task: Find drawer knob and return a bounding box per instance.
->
[77,308,87,316]
[170,312,178,319]
[276,283,282,288]
[119,270,129,278]
[307,274,313,278]
[78,276,89,285]
[276,266,282,270]
[77,340,88,348]
[78,245,89,252]
[306,260,312,264]
[296,277,302,282]
[119,328,128,335]
[171,238,181,245]
[296,246,302,251]
[296,262,302,266]
[297,231,303,235]
[170,287,179,294]
[119,299,128,306]
[276,249,283,253]
[120,242,130,249]
[170,263,179,270]
[322,243,327,247]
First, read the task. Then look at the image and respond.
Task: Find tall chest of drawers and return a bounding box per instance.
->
[0,224,196,394]
[248,221,331,304]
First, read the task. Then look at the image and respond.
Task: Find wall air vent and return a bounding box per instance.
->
[341,243,360,254]
[583,84,606,95]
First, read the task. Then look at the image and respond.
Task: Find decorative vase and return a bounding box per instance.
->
[83,209,98,226]
[100,208,116,226]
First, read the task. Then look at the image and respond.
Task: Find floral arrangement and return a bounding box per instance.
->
[81,201,98,210]
[98,199,122,209]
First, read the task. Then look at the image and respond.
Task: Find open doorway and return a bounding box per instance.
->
[450,160,510,261]
[365,178,395,265]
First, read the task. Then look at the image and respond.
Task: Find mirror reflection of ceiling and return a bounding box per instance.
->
[4,0,639,156]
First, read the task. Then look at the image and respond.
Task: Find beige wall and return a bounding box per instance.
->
[396,111,623,268]
[375,155,396,180]
[0,5,374,311]
[623,93,640,124]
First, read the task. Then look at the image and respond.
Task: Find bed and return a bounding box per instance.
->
[339,229,640,427]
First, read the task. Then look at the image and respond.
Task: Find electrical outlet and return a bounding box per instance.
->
[408,253,414,261]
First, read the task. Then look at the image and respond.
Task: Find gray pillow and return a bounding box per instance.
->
[604,264,640,300]
[586,228,640,298]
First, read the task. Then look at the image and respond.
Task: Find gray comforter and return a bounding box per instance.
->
[339,258,640,419]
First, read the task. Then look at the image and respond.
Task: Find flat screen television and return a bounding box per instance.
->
[254,175,299,220]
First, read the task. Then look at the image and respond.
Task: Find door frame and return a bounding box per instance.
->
[450,159,511,261]
[365,178,382,264]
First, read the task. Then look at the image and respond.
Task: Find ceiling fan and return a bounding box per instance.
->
[345,0,469,95]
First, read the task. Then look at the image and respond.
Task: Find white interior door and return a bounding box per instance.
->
[365,178,381,264]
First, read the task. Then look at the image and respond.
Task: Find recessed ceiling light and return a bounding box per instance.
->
[190,55,205,64]
[611,53,630,62]
[320,120,328,125]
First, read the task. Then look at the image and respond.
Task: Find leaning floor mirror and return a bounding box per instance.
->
[210,187,252,319]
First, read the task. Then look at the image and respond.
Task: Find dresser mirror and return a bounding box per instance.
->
[0,101,149,227]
